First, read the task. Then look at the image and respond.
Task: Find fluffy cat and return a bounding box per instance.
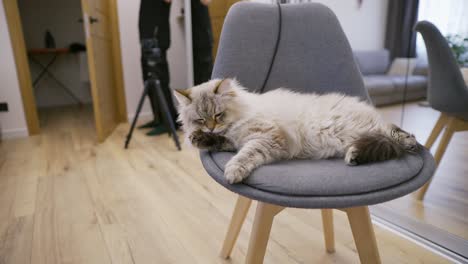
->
[174,78,418,184]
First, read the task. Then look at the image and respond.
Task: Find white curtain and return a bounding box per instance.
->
[417,0,468,58]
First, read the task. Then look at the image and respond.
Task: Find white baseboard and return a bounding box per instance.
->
[1,127,28,139]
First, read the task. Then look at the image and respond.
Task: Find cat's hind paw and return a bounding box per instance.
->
[390,126,419,152]
[344,146,359,166]
[401,134,419,152]
[224,162,248,184]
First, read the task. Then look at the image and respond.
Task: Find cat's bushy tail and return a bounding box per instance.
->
[345,126,418,165]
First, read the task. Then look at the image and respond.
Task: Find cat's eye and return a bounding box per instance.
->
[194,118,205,124]
[214,112,225,120]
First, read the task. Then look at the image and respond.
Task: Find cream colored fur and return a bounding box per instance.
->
[175,79,416,183]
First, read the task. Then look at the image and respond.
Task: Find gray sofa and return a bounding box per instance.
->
[354,50,427,106]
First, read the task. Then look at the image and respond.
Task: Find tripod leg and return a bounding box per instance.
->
[125,82,150,149]
[152,79,181,151]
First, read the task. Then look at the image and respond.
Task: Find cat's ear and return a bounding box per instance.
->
[174,89,192,105]
[213,78,236,97]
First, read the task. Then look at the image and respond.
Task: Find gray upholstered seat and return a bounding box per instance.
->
[201,149,434,208]
[200,2,435,209]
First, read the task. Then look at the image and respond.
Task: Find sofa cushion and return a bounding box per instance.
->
[363,75,395,95]
[370,90,427,106]
[413,60,429,76]
[390,75,427,93]
[363,75,428,106]
[387,58,418,76]
[354,50,390,75]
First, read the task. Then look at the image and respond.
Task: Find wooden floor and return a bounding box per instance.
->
[378,102,468,242]
[0,105,454,264]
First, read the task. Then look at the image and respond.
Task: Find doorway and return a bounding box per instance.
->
[3,0,127,142]
[19,0,93,140]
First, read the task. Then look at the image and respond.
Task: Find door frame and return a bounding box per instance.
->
[3,0,127,136]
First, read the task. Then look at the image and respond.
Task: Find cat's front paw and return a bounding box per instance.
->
[189,130,216,149]
[224,161,249,184]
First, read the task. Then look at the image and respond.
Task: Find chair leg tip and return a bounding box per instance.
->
[326,249,336,254]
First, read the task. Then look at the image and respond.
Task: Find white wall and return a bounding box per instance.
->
[312,0,389,50]
[0,1,28,139]
[116,0,149,121]
[0,0,189,138]
[2,0,384,138]
[18,0,91,107]
[117,0,189,121]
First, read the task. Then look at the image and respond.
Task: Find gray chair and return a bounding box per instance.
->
[414,21,468,200]
[200,3,436,263]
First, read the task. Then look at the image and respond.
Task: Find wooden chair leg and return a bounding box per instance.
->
[245,202,284,264]
[220,195,252,259]
[425,113,448,149]
[417,116,457,200]
[453,118,468,131]
[321,209,335,253]
[346,206,381,264]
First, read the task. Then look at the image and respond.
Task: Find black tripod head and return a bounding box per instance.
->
[141,36,162,79]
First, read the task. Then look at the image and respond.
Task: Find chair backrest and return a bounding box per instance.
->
[212,2,370,101]
[415,21,468,113]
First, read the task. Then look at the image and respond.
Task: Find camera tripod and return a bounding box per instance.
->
[124,77,181,150]
[124,37,181,150]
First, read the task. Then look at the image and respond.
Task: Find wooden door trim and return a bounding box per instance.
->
[3,0,127,138]
[3,0,40,135]
[108,0,127,122]
[82,0,103,140]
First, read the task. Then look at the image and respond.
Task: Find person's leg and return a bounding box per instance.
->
[191,0,213,85]
[193,47,213,85]
[139,0,172,131]
[158,50,178,122]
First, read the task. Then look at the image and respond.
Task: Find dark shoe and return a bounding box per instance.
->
[146,124,168,136]
[138,120,159,129]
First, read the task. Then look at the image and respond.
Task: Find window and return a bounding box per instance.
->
[417,0,468,58]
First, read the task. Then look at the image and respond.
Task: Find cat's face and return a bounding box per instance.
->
[174,78,242,136]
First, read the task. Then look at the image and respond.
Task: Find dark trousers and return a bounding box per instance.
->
[193,47,213,85]
[139,0,176,124]
[191,0,213,85]
[138,0,213,124]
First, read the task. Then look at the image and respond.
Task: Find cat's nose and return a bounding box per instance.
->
[206,120,216,131]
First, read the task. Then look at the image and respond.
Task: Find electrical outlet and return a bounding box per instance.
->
[0,102,8,112]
